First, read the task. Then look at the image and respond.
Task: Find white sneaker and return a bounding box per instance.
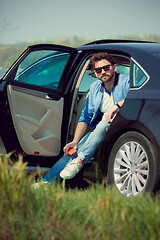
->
[60,159,83,179]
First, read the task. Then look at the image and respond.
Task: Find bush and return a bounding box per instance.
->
[0,154,160,240]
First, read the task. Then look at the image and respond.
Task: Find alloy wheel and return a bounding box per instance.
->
[113,141,149,197]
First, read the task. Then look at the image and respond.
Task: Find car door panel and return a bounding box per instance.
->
[7,85,63,156]
[1,45,78,157]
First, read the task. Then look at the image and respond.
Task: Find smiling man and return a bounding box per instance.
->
[36,52,129,185]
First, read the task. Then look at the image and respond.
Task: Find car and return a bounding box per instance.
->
[0,40,160,197]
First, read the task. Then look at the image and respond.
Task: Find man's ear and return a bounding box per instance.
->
[113,64,117,72]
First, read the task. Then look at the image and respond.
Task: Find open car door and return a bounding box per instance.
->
[4,44,78,157]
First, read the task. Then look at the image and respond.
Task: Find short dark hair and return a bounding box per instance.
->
[90,52,115,68]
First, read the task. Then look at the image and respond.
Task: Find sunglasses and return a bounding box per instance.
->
[94,64,112,74]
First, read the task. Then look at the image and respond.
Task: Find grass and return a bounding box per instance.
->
[0,154,160,240]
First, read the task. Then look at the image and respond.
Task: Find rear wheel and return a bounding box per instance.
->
[108,132,160,197]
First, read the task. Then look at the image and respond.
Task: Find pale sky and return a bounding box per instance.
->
[0,0,160,44]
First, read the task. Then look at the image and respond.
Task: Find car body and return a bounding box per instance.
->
[0,40,160,197]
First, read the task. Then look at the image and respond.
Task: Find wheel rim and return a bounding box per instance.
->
[114,141,149,197]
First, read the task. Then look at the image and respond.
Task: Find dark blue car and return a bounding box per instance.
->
[0,40,160,197]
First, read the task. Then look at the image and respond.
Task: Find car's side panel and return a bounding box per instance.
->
[110,97,160,146]
[7,85,64,156]
[139,99,160,146]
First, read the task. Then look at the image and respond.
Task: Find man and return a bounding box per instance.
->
[35,52,129,186]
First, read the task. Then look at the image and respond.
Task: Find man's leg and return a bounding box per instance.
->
[77,120,110,163]
[42,153,77,184]
[60,120,110,179]
[40,132,93,184]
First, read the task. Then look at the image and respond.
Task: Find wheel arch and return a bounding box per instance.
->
[97,120,160,175]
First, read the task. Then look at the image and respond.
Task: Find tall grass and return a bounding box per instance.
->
[0,154,160,240]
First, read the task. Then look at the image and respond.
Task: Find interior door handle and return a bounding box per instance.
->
[45,94,61,101]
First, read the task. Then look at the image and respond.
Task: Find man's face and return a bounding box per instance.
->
[94,59,117,83]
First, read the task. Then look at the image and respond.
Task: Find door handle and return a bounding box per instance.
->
[45,94,61,101]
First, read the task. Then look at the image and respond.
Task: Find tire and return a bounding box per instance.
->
[108,131,160,197]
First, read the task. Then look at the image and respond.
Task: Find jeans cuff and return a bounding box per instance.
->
[78,151,85,161]
[43,178,49,184]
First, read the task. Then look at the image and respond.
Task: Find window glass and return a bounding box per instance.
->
[79,70,96,92]
[113,55,130,75]
[14,50,70,90]
[116,65,130,75]
[132,62,147,87]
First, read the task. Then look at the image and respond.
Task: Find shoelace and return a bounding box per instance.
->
[65,160,80,173]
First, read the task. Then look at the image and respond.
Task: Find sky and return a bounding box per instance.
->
[0,0,160,45]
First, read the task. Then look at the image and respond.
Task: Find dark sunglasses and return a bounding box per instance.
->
[94,64,112,74]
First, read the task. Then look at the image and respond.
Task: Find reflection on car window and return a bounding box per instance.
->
[132,62,147,87]
[14,50,70,90]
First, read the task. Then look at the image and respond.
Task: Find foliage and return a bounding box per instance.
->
[0,153,160,240]
[0,34,160,70]
[0,44,28,69]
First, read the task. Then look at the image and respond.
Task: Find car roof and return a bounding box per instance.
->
[77,40,160,53]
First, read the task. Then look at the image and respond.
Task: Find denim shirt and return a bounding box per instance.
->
[78,73,130,128]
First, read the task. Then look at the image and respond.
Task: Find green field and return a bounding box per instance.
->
[0,154,160,240]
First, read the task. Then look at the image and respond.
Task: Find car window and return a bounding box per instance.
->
[79,70,96,92]
[14,50,70,90]
[132,62,147,87]
[116,65,130,75]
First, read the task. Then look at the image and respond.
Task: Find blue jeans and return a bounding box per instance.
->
[43,120,110,183]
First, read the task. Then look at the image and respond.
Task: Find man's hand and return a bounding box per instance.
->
[105,105,119,122]
[63,122,88,155]
[63,141,78,155]
[105,100,125,122]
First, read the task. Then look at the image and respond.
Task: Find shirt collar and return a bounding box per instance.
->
[101,73,120,93]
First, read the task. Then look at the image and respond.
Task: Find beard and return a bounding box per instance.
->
[99,71,115,82]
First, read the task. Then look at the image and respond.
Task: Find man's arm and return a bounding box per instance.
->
[63,122,88,154]
[63,81,99,154]
[105,99,125,122]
